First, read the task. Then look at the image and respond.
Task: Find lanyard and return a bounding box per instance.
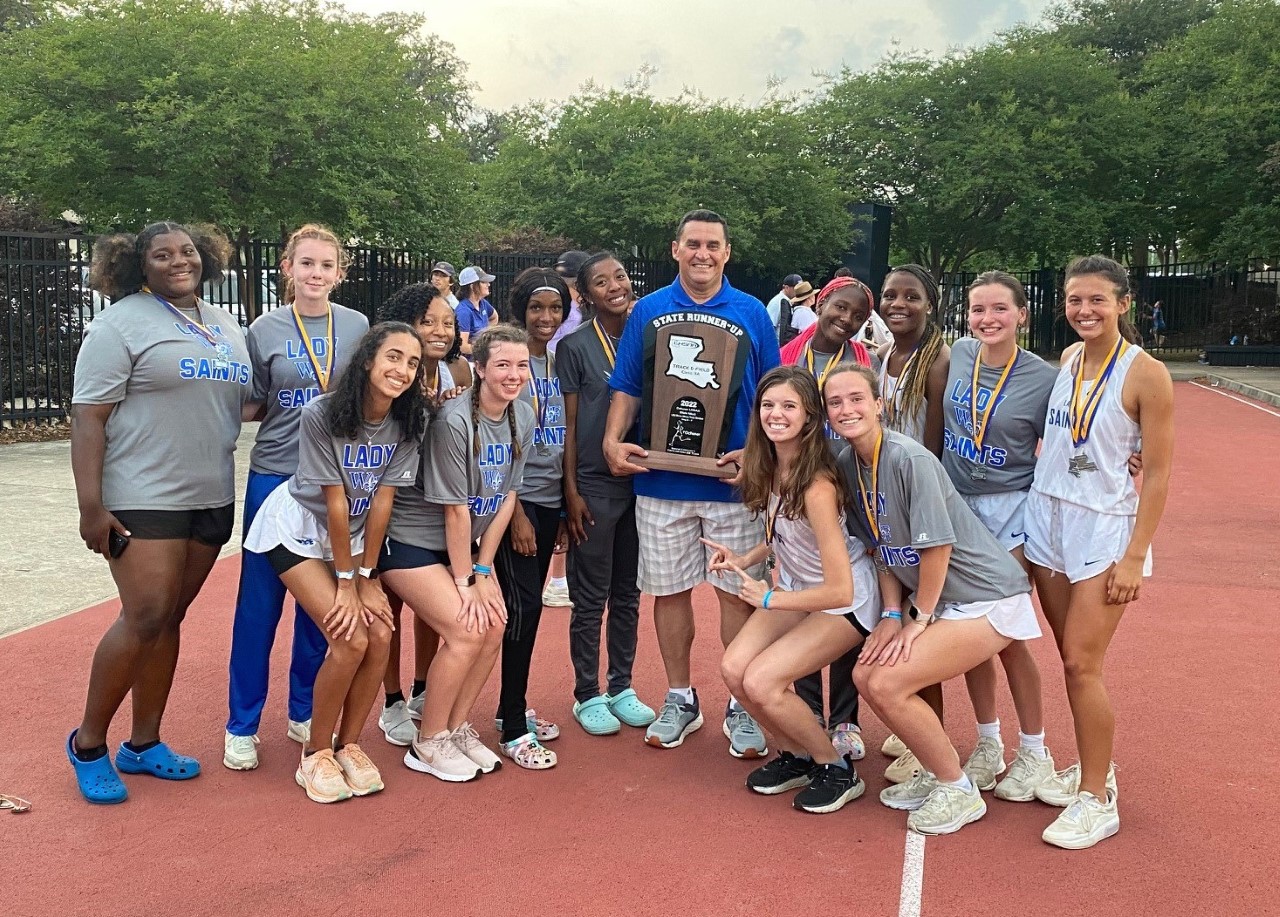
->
[855,431,883,546]
[1069,337,1127,448]
[290,306,334,392]
[530,351,555,431]
[805,342,852,389]
[764,485,781,546]
[425,366,440,399]
[593,319,618,371]
[145,287,219,348]
[970,346,1018,449]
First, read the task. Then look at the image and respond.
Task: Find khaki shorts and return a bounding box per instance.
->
[635,496,765,596]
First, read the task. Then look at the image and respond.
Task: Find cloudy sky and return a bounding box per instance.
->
[345,0,1056,110]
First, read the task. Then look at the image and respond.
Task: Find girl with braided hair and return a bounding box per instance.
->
[378,325,534,783]
[875,264,951,782]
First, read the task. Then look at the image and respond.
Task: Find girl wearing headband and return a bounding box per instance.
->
[1024,255,1172,848]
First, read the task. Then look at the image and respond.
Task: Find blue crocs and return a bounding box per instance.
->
[573,695,621,736]
[606,688,656,728]
[115,741,201,781]
[66,731,127,804]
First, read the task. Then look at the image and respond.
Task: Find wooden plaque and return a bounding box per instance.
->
[636,320,741,478]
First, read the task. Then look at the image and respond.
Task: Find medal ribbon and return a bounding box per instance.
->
[805,342,852,389]
[291,306,335,392]
[970,346,1018,449]
[882,344,920,426]
[145,286,220,349]
[855,430,883,546]
[530,351,555,433]
[593,319,617,372]
[1069,337,1127,448]
[764,485,781,546]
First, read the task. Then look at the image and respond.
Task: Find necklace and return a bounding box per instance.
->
[361,412,390,446]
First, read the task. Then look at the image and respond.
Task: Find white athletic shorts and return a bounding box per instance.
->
[1023,490,1152,584]
[635,495,765,596]
[961,490,1028,552]
[936,593,1041,641]
[780,549,882,635]
[243,484,364,562]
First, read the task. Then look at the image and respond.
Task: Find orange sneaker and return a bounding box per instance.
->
[334,744,384,796]
[295,748,352,804]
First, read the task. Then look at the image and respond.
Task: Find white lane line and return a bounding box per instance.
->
[898,831,926,917]
[1189,380,1280,419]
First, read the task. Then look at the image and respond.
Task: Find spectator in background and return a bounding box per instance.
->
[430,262,459,310]
[549,250,590,356]
[455,265,497,356]
[767,273,802,344]
[787,281,818,337]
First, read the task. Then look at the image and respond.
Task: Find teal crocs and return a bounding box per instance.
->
[115,741,201,781]
[606,688,657,728]
[573,695,621,736]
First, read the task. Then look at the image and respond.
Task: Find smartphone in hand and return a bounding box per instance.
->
[108,529,130,559]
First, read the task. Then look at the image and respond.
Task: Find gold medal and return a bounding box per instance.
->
[855,430,883,547]
[291,306,335,392]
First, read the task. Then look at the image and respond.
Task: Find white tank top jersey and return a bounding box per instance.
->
[1032,342,1143,516]
[879,370,927,445]
[770,495,867,616]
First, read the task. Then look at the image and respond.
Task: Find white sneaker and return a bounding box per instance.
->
[541,581,572,607]
[404,730,481,782]
[1042,790,1120,849]
[879,769,938,811]
[407,691,425,721]
[907,782,988,835]
[379,700,418,747]
[885,749,922,784]
[962,735,1006,791]
[881,733,908,758]
[286,719,311,745]
[995,747,1056,802]
[223,732,260,770]
[451,722,502,774]
[1035,762,1118,807]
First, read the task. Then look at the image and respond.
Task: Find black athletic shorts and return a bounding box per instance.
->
[377,538,448,572]
[111,504,235,547]
[265,544,311,577]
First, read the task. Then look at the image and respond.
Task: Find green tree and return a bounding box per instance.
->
[812,40,1140,276]
[478,89,854,282]
[0,0,474,253]
[1141,0,1280,261]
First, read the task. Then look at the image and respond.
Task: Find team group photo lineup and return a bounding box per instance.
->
[59,204,1174,853]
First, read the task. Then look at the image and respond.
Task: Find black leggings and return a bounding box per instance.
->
[494,500,561,744]
[795,645,861,729]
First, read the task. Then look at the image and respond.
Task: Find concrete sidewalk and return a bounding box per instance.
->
[1171,363,1280,407]
[0,426,256,636]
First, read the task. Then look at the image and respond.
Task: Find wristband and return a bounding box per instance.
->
[762,589,774,610]
[335,569,355,581]
[472,563,493,576]
[880,609,902,621]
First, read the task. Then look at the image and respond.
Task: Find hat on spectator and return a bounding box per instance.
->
[783,273,803,287]
[555,250,591,278]
[458,265,495,285]
[431,261,457,279]
[789,280,816,303]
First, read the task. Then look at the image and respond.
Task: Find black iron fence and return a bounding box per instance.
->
[6,233,1280,426]
[1,230,437,425]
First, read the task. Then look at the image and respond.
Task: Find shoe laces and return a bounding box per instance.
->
[311,750,345,781]
[452,723,482,752]
[227,734,257,753]
[1004,748,1041,782]
[655,700,687,727]
[1058,792,1104,828]
[339,744,374,770]
[728,709,761,737]
[968,738,1003,771]
[915,782,965,819]
[898,768,935,797]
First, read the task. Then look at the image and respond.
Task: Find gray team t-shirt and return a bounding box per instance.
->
[387,389,535,550]
[942,337,1057,495]
[556,321,632,500]
[247,304,368,475]
[288,394,419,539]
[516,351,565,507]
[838,430,1030,605]
[790,343,882,456]
[72,292,252,510]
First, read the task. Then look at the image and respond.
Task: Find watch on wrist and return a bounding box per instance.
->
[454,574,476,587]
[358,566,376,580]
[335,569,355,581]
[915,611,936,627]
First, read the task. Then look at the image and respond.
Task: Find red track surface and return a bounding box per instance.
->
[3,382,1277,917]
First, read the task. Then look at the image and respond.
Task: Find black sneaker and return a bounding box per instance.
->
[746,751,815,795]
[793,755,865,813]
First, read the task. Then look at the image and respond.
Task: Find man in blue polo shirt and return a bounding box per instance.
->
[604,209,780,756]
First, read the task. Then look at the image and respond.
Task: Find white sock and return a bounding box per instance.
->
[669,686,694,703]
[977,720,1001,740]
[549,576,567,589]
[728,694,744,712]
[944,772,975,793]
[1019,731,1047,758]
